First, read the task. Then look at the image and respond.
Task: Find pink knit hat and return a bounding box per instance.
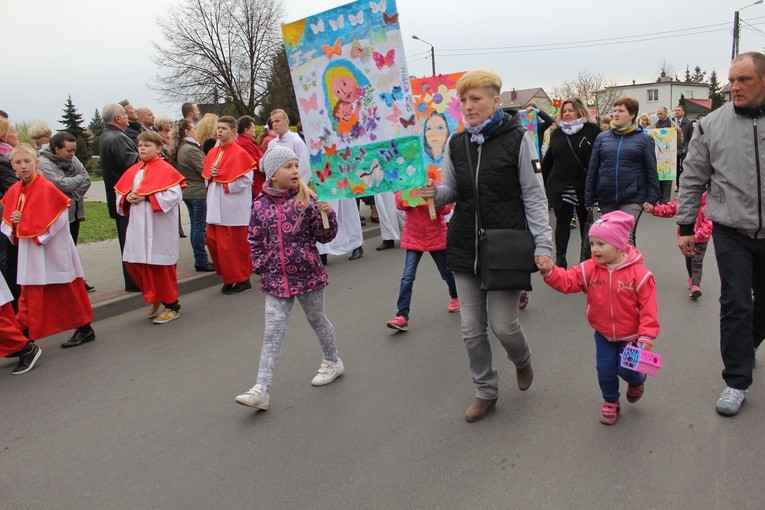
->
[588,210,635,250]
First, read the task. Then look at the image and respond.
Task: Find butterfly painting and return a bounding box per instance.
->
[298,71,317,91]
[315,162,333,183]
[350,182,366,195]
[310,18,325,35]
[383,167,399,180]
[399,114,415,128]
[383,12,399,25]
[328,14,344,31]
[373,49,395,70]
[348,10,364,26]
[378,141,400,162]
[368,26,387,44]
[379,85,403,107]
[323,144,337,156]
[369,0,386,13]
[309,151,322,166]
[322,39,342,59]
[299,93,318,113]
[336,177,350,190]
[338,146,352,162]
[350,39,371,62]
[386,105,402,127]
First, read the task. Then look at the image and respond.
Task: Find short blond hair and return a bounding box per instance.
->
[153,115,173,131]
[456,69,502,96]
[196,113,219,144]
[269,109,289,122]
[11,143,37,159]
[28,121,52,140]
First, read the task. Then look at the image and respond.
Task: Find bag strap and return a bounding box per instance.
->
[564,133,588,173]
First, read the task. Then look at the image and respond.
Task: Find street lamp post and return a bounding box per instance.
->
[411,35,436,76]
[732,0,764,60]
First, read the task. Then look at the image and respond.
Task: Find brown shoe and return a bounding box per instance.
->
[464,396,498,422]
[516,361,534,391]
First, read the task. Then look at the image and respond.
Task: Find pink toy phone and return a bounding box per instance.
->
[620,345,662,376]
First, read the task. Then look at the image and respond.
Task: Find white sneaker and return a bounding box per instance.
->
[716,386,747,416]
[235,384,269,410]
[311,358,344,386]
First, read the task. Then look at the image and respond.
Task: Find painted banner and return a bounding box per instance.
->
[550,98,562,119]
[646,128,677,181]
[401,72,465,207]
[518,110,540,157]
[282,0,426,200]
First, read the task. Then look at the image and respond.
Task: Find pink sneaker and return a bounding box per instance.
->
[599,401,620,425]
[448,298,460,313]
[690,285,702,300]
[386,316,409,331]
[687,277,693,290]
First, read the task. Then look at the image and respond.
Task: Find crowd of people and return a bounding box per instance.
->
[1,52,764,424]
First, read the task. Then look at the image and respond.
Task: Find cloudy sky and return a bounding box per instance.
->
[2,0,763,128]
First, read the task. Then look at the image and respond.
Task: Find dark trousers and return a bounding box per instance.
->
[70,219,80,245]
[676,154,686,188]
[554,203,588,267]
[658,180,673,204]
[0,235,20,310]
[115,215,139,292]
[395,249,457,320]
[712,224,765,390]
[183,199,210,267]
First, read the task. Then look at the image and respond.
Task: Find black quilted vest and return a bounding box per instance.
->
[446,113,527,272]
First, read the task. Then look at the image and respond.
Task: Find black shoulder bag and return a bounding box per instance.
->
[464,135,537,291]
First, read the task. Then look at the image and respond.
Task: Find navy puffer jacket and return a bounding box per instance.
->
[584,128,660,207]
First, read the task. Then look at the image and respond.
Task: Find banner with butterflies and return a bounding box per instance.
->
[402,72,466,207]
[282,0,426,200]
[518,110,540,158]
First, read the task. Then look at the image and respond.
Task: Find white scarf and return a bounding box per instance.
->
[559,117,586,135]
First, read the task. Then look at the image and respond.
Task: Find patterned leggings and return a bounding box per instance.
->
[685,241,708,286]
[256,289,338,391]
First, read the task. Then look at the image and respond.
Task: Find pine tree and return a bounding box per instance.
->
[679,94,686,109]
[684,65,691,83]
[88,108,104,157]
[709,70,726,110]
[59,96,90,162]
[256,46,299,125]
[690,66,707,84]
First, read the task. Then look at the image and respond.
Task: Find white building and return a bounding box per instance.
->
[595,74,710,117]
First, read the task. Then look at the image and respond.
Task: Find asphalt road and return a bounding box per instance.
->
[2,214,764,509]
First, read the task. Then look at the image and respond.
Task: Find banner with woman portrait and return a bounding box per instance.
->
[400,72,465,207]
[282,0,426,200]
[646,128,677,181]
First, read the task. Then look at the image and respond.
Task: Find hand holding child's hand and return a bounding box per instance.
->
[317,201,332,214]
[642,202,654,214]
[535,255,553,274]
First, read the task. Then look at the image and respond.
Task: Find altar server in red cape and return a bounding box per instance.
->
[0,274,42,374]
[202,115,255,294]
[0,144,95,349]
[116,131,186,324]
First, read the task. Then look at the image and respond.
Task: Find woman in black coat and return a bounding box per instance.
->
[541,98,601,268]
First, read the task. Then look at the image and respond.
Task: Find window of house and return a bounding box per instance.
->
[647,89,659,102]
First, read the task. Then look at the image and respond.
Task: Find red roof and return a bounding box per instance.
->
[686,98,712,109]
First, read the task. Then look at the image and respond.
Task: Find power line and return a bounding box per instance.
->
[434,22,765,57]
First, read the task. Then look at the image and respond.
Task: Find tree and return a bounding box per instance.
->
[256,46,299,125]
[709,70,726,110]
[152,0,285,117]
[59,96,90,162]
[552,69,621,117]
[88,108,104,156]
[685,65,707,84]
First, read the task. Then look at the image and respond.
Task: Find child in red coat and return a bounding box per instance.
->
[386,192,459,332]
[537,211,660,425]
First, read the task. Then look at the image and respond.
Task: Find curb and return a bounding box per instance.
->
[91,226,382,322]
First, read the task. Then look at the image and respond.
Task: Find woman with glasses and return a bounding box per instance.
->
[542,98,601,268]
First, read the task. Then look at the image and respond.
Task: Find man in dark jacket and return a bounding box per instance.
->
[674,104,694,190]
[99,103,140,292]
[118,100,141,144]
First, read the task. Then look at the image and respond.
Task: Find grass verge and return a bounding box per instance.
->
[79,201,117,244]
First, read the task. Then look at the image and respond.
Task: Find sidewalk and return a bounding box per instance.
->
[81,184,380,321]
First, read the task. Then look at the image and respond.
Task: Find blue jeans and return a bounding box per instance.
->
[712,224,765,390]
[184,198,211,267]
[594,331,644,402]
[395,249,457,320]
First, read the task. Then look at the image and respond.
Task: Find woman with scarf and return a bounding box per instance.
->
[0,118,20,303]
[541,98,601,268]
[420,69,553,423]
[38,132,94,291]
[584,97,660,246]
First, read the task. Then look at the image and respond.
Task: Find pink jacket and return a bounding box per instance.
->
[543,246,660,343]
[652,193,712,244]
[395,192,451,252]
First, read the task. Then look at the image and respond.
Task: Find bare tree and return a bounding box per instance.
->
[152,0,285,116]
[551,69,622,116]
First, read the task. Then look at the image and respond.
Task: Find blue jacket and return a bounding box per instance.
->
[584,128,660,208]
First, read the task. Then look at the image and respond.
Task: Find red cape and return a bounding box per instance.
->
[202,141,255,183]
[1,174,70,239]
[114,157,187,196]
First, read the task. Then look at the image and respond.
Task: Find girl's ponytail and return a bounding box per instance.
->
[294,180,316,212]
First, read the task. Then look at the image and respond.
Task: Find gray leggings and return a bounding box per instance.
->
[256,289,338,391]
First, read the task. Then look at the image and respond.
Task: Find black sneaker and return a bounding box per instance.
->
[221,283,233,294]
[84,282,96,293]
[225,280,252,294]
[12,342,42,375]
